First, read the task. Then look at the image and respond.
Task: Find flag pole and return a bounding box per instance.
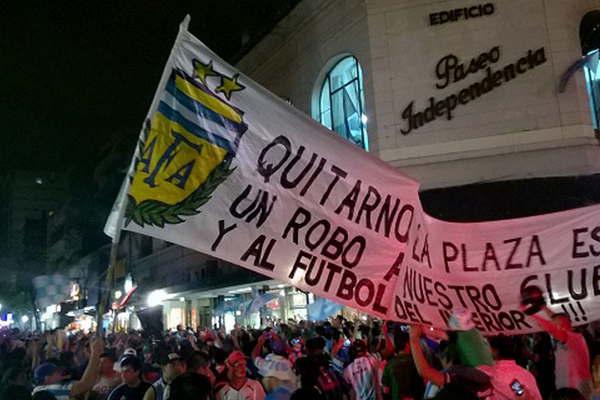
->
[97,15,191,336]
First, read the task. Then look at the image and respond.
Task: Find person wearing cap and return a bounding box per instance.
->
[143,353,187,400]
[108,355,151,400]
[124,348,138,357]
[343,339,381,400]
[32,336,104,400]
[216,351,265,400]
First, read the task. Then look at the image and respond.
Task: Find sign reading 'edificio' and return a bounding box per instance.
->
[429,3,495,26]
[400,46,547,135]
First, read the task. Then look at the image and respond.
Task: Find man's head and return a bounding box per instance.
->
[34,363,63,386]
[119,356,142,387]
[188,351,210,373]
[305,337,326,356]
[169,373,211,400]
[552,313,572,331]
[225,351,247,381]
[488,335,516,360]
[392,329,409,353]
[161,353,187,383]
[267,338,287,357]
[350,339,368,361]
[99,352,116,375]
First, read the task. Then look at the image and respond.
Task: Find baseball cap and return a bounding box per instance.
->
[119,355,142,372]
[168,352,183,362]
[123,347,137,356]
[34,363,58,385]
[225,351,247,366]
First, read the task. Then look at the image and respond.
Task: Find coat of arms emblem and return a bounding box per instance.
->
[126,60,247,228]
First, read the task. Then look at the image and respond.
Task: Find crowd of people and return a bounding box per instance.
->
[1,305,600,400]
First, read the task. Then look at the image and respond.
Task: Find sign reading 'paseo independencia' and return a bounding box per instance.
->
[400,46,547,135]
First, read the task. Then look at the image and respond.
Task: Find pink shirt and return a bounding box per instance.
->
[479,360,542,400]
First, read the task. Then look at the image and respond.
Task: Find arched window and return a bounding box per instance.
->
[581,11,600,128]
[316,56,368,150]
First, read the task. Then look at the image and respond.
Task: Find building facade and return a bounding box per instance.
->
[122,234,310,331]
[237,0,600,193]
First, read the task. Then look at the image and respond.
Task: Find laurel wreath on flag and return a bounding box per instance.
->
[124,121,235,228]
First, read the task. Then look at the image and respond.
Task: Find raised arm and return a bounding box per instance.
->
[409,325,445,387]
[70,336,104,397]
[528,305,568,343]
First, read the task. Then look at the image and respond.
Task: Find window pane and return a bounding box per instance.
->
[320,109,332,129]
[315,56,368,150]
[331,90,348,139]
[584,50,600,129]
[343,84,364,147]
[319,79,331,128]
[329,57,358,92]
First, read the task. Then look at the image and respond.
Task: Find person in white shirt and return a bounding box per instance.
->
[216,351,265,400]
[343,339,382,400]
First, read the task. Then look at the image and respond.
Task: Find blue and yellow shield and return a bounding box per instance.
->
[126,65,247,228]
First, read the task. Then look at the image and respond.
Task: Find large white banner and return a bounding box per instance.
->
[106,19,600,334]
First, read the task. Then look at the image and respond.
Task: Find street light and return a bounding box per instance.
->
[147,289,168,307]
[114,290,123,300]
[21,315,29,324]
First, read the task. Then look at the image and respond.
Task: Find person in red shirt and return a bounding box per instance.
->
[529,305,592,398]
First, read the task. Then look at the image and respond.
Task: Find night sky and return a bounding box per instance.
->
[1,2,298,172]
